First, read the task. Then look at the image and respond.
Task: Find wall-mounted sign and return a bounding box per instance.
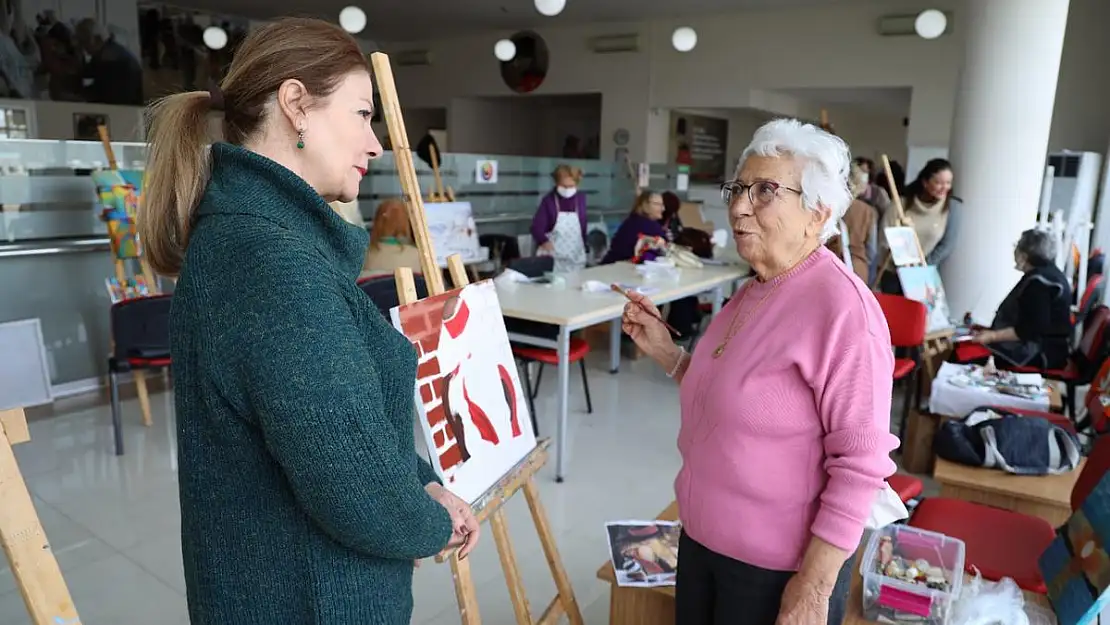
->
[668,112,729,183]
[475,159,499,184]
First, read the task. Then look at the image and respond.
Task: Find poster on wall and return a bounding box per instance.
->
[425,202,481,265]
[475,159,499,184]
[390,281,538,504]
[668,112,729,183]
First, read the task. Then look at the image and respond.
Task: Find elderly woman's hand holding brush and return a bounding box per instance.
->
[616,286,691,382]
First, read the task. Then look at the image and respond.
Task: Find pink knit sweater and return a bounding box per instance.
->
[676,247,898,571]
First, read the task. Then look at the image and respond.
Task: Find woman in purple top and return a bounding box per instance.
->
[602,190,667,264]
[531,164,588,273]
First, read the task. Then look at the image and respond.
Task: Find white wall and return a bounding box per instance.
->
[383,0,1110,164]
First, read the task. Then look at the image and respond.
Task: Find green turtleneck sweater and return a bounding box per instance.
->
[172,143,452,624]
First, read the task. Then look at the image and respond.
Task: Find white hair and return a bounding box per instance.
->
[735,118,853,242]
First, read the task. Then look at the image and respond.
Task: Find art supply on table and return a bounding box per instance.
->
[610,283,682,337]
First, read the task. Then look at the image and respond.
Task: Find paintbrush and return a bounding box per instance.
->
[610,283,683,337]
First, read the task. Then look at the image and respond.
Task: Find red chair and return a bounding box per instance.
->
[887,474,924,503]
[1007,305,1110,418]
[951,341,991,364]
[108,294,172,456]
[874,294,928,448]
[909,435,1110,593]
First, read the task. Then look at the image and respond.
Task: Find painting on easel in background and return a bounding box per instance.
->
[390,280,537,504]
[425,202,481,265]
[884,226,925,267]
[898,265,952,333]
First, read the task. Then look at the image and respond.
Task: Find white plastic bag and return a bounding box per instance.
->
[865,483,909,530]
[949,570,1030,625]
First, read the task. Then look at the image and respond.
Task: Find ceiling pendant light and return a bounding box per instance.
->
[339,6,368,34]
[202,26,227,50]
[671,27,697,52]
[914,9,947,39]
[534,0,566,17]
[494,39,517,62]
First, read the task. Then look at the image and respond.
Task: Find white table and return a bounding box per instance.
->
[928,362,1052,418]
[497,262,747,481]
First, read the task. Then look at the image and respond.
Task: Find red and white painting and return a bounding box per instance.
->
[390,280,537,504]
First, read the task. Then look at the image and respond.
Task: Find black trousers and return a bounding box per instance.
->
[675,532,853,625]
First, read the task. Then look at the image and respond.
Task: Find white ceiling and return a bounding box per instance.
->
[164,0,860,42]
[773,87,914,116]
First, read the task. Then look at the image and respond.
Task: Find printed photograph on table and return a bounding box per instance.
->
[884,226,925,266]
[1039,470,1110,625]
[425,202,481,264]
[390,281,537,504]
[605,521,681,588]
[897,265,952,333]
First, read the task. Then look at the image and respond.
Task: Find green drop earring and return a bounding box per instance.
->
[296,129,305,150]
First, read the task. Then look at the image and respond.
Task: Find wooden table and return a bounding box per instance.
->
[499,262,746,481]
[932,455,1083,526]
[596,501,1054,625]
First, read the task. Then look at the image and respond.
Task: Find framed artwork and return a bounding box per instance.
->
[897,265,952,333]
[426,202,480,265]
[1039,470,1110,625]
[884,226,925,267]
[390,281,537,504]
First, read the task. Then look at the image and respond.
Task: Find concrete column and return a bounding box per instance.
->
[941,0,1071,322]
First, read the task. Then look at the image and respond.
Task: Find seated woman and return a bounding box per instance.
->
[661,191,683,242]
[972,229,1073,369]
[602,190,666,264]
[361,198,422,277]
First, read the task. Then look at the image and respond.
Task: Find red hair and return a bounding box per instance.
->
[369,199,413,249]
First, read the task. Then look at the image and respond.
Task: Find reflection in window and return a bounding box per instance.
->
[0,107,30,138]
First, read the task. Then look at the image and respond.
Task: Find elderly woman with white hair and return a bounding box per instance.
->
[622,119,898,625]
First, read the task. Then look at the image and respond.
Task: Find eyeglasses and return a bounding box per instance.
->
[720,180,802,207]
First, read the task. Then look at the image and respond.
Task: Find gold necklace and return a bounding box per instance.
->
[712,244,817,359]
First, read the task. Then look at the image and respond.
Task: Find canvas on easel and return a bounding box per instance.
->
[0,408,83,625]
[897,265,953,334]
[371,51,583,625]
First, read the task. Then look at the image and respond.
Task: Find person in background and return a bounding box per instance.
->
[972,229,1073,369]
[1079,250,1106,325]
[872,159,906,201]
[661,191,683,242]
[879,158,962,293]
[531,164,588,273]
[621,118,896,625]
[75,18,143,105]
[852,156,892,217]
[363,198,422,277]
[137,18,477,623]
[658,190,703,335]
[602,190,667,265]
[826,162,874,281]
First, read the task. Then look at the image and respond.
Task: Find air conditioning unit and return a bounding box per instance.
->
[877,12,952,37]
[394,49,432,66]
[588,34,639,54]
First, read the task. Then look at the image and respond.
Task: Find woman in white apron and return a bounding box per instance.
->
[530,165,588,274]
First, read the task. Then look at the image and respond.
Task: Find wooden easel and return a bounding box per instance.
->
[426,143,457,203]
[97,125,158,428]
[869,154,953,380]
[371,51,584,625]
[0,408,82,625]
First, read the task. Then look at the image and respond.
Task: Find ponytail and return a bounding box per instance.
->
[139,91,213,277]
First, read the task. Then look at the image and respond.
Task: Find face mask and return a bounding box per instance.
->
[556,186,577,199]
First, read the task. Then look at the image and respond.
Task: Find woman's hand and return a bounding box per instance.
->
[775,574,831,625]
[620,291,676,364]
[425,483,481,558]
[538,241,555,253]
[972,329,996,344]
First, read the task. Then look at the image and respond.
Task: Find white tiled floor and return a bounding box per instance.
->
[0,356,913,625]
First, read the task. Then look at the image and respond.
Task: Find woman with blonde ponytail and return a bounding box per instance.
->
[141,18,478,624]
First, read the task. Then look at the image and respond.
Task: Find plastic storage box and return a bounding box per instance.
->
[860,525,966,624]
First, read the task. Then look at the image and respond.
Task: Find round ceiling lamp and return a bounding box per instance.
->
[914,9,947,39]
[671,27,697,52]
[534,0,566,17]
[339,6,368,34]
[494,38,517,62]
[203,26,227,50]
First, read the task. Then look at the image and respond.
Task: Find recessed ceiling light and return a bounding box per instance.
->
[914,9,947,39]
[203,26,227,50]
[339,6,367,34]
[671,27,697,52]
[494,38,517,62]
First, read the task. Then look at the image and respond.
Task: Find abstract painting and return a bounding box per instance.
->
[884,226,925,267]
[390,280,537,504]
[897,265,952,333]
[1039,470,1110,625]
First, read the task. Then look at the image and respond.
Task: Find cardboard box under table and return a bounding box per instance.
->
[595,501,1055,625]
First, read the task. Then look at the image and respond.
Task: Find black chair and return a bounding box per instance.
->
[108,294,172,456]
[357,273,430,318]
[504,256,592,431]
[480,233,521,271]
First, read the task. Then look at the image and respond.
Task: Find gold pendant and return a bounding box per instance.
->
[713,344,725,358]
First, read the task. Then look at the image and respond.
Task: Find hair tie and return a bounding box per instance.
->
[207,81,225,112]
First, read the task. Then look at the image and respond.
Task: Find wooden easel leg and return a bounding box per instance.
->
[523,478,584,625]
[134,370,153,427]
[491,508,533,625]
[450,551,482,625]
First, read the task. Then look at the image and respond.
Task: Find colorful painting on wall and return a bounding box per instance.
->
[1039,469,1110,625]
[390,281,537,504]
[897,265,952,333]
